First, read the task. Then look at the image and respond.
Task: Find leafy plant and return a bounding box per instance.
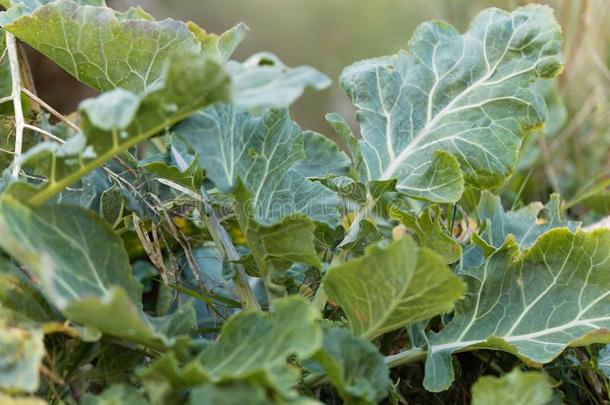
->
[0,1,608,404]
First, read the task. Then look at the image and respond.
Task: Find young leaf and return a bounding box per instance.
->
[391,205,461,264]
[176,105,339,226]
[6,53,230,206]
[314,327,391,405]
[235,207,321,276]
[477,191,580,249]
[471,369,552,405]
[190,21,249,63]
[340,5,562,202]
[0,323,44,393]
[425,228,610,392]
[322,236,465,340]
[460,191,581,271]
[0,197,195,349]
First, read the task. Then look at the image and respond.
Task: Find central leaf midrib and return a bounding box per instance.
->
[379,13,521,183]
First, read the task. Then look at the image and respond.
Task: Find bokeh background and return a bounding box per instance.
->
[28,0,610,212]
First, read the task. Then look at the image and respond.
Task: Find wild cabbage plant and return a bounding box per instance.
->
[0,1,608,404]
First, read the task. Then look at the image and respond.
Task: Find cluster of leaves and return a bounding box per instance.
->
[0,1,608,404]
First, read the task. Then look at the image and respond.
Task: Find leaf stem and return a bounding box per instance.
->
[171,146,260,311]
[6,32,25,178]
[384,347,427,368]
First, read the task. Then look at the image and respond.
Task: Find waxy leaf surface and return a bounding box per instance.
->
[0,0,200,92]
[425,228,610,391]
[341,5,562,202]
[323,237,464,340]
[0,198,195,348]
[176,106,339,226]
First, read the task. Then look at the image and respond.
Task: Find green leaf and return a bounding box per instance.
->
[198,296,321,384]
[471,369,552,405]
[391,205,461,264]
[6,53,229,206]
[176,105,339,226]
[99,186,125,227]
[322,237,464,340]
[313,176,367,204]
[1,0,105,12]
[235,205,321,277]
[340,5,562,202]
[141,297,321,397]
[188,381,271,405]
[314,327,391,405]
[460,192,581,272]
[325,113,362,169]
[0,0,200,92]
[0,322,44,393]
[0,197,195,349]
[292,131,351,178]
[0,256,58,324]
[339,220,383,257]
[189,21,249,63]
[533,79,567,138]
[424,228,610,392]
[229,52,331,109]
[477,191,579,249]
[82,384,148,405]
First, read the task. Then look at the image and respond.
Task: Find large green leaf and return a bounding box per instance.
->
[471,369,552,405]
[0,197,195,349]
[0,0,200,93]
[198,297,321,385]
[0,322,44,393]
[141,297,321,397]
[6,53,229,206]
[340,5,562,202]
[322,237,464,340]
[0,2,329,109]
[424,228,610,392]
[314,327,390,405]
[176,105,339,226]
